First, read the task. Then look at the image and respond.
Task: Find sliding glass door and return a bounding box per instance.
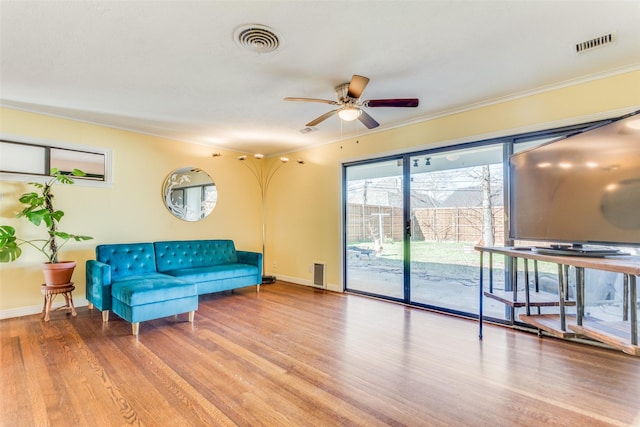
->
[344,158,405,300]
[344,117,622,320]
[344,145,506,315]
[408,146,504,315]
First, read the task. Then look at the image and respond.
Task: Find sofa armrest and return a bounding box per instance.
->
[86,260,113,311]
[237,251,263,279]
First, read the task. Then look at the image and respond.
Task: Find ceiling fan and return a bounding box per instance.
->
[284,75,419,129]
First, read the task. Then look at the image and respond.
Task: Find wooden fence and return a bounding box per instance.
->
[346,203,504,244]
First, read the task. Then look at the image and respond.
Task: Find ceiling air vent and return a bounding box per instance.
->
[575,33,614,54]
[234,24,280,54]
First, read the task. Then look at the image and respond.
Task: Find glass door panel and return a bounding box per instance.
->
[409,146,504,315]
[345,159,405,299]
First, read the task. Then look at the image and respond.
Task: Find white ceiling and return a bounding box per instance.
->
[1,1,639,156]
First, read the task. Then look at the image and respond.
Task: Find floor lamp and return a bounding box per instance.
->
[231,153,304,284]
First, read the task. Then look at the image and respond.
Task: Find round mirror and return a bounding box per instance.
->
[162,167,217,221]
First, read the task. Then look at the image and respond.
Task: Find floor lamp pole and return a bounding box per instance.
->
[236,155,303,284]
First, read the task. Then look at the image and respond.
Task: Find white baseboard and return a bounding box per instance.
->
[0,298,89,320]
[271,273,342,293]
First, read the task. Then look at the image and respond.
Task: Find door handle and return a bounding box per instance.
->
[406,220,411,237]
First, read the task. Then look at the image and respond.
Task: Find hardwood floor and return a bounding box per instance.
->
[2,281,640,427]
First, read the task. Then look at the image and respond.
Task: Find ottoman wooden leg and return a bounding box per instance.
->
[132,322,140,335]
[188,310,195,322]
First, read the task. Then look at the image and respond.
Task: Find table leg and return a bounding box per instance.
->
[557,264,566,331]
[66,291,77,317]
[41,295,48,320]
[510,256,517,324]
[630,275,637,346]
[534,260,541,315]
[479,250,484,340]
[623,274,629,322]
[44,294,53,322]
[524,258,531,316]
[576,267,584,326]
[489,253,496,322]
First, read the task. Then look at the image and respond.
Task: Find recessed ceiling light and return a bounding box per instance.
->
[203,136,225,144]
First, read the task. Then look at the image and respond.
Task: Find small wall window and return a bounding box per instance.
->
[0,139,109,183]
[50,147,105,180]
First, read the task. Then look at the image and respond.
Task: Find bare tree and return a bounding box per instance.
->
[481,165,494,246]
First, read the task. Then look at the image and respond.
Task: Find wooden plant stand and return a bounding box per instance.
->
[41,283,77,321]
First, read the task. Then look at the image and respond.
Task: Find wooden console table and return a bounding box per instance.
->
[476,246,640,356]
[41,282,77,321]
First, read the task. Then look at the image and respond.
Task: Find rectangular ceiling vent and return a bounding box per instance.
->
[575,33,614,54]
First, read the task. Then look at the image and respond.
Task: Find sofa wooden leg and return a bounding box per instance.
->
[88,302,94,310]
[188,311,195,322]
[257,283,260,292]
[102,310,109,322]
[132,323,139,335]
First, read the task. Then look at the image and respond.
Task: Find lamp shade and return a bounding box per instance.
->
[338,107,361,122]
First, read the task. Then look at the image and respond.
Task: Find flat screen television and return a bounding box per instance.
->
[509,110,640,249]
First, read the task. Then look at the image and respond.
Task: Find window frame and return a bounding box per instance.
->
[0,134,112,188]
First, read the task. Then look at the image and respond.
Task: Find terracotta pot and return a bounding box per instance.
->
[42,261,77,286]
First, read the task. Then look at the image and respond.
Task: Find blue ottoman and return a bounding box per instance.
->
[111,273,198,335]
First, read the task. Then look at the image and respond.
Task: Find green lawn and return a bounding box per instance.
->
[351,240,559,274]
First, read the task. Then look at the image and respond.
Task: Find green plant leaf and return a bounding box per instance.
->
[72,234,93,241]
[53,231,71,240]
[53,231,93,242]
[0,245,21,262]
[51,211,64,222]
[0,226,21,262]
[1,168,92,263]
[56,174,74,184]
[25,211,44,226]
[19,192,42,205]
[0,225,17,244]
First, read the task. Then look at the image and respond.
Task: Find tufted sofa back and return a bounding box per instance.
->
[96,243,158,280]
[154,240,238,272]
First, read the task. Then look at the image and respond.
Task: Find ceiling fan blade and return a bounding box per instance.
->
[284,97,338,105]
[347,75,370,99]
[358,110,380,129]
[366,98,419,108]
[306,109,338,127]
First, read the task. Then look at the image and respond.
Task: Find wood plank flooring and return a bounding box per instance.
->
[2,282,640,426]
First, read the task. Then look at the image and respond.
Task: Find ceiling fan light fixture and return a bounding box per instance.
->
[338,107,361,122]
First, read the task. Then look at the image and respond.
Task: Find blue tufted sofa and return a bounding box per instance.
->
[86,240,262,335]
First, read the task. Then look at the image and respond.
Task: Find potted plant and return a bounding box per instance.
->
[0,168,93,286]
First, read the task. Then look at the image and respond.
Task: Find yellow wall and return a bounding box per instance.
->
[1,70,639,314]
[0,110,263,313]
[265,70,640,290]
